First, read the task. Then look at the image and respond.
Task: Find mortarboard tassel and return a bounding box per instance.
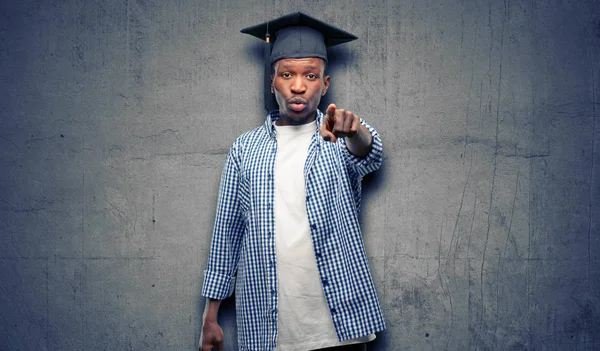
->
[264,27,272,112]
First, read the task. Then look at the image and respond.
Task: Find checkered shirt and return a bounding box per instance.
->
[202,109,386,351]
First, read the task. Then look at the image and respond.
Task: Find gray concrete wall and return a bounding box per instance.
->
[1,0,598,350]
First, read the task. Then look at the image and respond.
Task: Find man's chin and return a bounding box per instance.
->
[278,109,316,125]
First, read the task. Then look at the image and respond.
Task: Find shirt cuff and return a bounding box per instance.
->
[338,120,383,176]
[201,269,235,300]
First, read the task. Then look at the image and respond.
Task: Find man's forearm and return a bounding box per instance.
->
[345,124,373,158]
[203,298,222,322]
[200,298,224,350]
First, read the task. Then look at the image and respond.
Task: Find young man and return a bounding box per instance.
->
[200,12,385,351]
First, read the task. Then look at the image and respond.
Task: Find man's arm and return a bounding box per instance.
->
[320,104,373,157]
[319,103,383,178]
[345,123,373,158]
[200,144,245,350]
[200,298,223,351]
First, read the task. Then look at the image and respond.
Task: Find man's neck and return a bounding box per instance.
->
[275,111,317,126]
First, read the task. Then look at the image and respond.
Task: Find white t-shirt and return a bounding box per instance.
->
[273,121,374,351]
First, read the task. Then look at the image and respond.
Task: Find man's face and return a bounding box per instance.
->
[271,57,330,126]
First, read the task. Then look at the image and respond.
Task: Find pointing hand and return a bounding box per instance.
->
[320,104,361,143]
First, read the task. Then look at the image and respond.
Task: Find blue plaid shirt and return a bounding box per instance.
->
[202,110,386,350]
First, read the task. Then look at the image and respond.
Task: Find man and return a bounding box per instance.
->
[200,12,385,351]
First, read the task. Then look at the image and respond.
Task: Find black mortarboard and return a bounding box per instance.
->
[240,12,358,111]
[241,12,358,64]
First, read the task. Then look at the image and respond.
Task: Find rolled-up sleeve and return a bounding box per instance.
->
[338,118,384,178]
[201,143,246,300]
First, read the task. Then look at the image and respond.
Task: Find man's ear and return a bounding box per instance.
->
[322,75,331,96]
[270,75,274,94]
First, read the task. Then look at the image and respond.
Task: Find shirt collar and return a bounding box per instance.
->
[265,109,324,139]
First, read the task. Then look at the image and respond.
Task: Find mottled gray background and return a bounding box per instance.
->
[1,0,599,350]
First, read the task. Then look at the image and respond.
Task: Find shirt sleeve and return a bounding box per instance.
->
[338,118,384,178]
[201,142,246,300]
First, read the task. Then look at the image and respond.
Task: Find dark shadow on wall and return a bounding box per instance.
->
[362,160,386,203]
[244,41,274,121]
[360,164,388,351]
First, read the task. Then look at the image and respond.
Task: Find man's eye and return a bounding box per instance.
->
[282,73,292,78]
[307,74,318,79]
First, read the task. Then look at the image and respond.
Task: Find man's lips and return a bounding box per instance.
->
[288,98,307,112]
[289,102,306,111]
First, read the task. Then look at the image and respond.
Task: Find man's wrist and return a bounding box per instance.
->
[345,124,373,158]
[202,298,222,322]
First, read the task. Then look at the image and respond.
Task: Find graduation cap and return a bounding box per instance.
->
[241,12,358,112]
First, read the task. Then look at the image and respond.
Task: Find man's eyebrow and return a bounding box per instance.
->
[278,64,321,71]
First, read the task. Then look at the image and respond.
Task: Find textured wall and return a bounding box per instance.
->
[1,0,598,350]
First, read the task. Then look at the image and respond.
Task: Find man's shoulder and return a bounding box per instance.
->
[229,124,269,154]
[233,125,266,144]
[238,124,267,140]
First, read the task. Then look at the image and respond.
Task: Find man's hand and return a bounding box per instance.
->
[199,298,223,351]
[320,103,373,158]
[320,104,361,143]
[200,319,223,351]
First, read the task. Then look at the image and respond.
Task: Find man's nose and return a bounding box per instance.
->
[290,77,306,94]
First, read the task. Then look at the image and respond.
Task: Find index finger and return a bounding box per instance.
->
[326,103,337,118]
